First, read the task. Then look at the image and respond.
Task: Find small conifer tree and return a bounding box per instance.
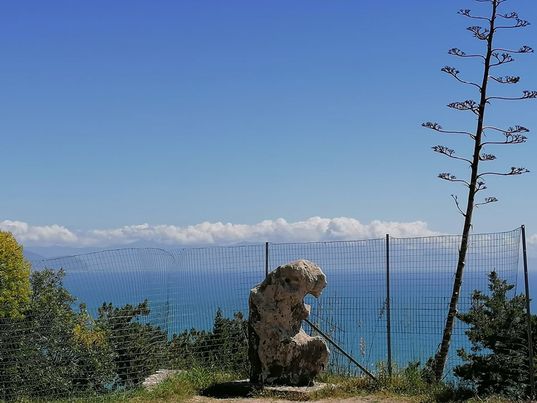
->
[455,272,536,399]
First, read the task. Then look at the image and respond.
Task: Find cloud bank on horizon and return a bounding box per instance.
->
[1,217,442,247]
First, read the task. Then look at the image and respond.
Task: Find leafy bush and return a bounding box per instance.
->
[0,267,169,400]
[168,308,248,375]
[454,271,536,400]
[0,232,246,400]
[1,269,117,399]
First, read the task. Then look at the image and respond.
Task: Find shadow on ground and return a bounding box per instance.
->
[201,380,260,399]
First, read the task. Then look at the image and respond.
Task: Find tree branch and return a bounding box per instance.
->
[422,122,476,138]
[432,145,472,164]
[448,48,486,60]
[489,75,520,84]
[442,66,482,89]
[475,197,498,207]
[483,125,529,135]
[467,25,490,40]
[479,153,496,161]
[477,167,530,178]
[487,90,537,101]
[495,18,530,29]
[447,100,479,115]
[438,173,470,187]
[497,11,519,20]
[489,52,514,66]
[482,133,527,145]
[458,9,490,22]
[492,45,533,54]
[451,194,466,217]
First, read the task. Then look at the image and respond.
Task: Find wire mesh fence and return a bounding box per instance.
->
[0,227,526,400]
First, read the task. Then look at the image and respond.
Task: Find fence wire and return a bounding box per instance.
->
[0,228,524,400]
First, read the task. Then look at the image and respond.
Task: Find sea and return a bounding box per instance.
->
[30,241,535,375]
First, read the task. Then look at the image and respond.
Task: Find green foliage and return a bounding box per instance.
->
[168,308,248,375]
[0,268,170,401]
[96,300,168,388]
[454,271,536,400]
[0,231,31,319]
[1,269,116,400]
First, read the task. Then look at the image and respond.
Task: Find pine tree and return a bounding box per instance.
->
[455,272,536,399]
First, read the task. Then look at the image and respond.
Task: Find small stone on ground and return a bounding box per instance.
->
[142,369,182,390]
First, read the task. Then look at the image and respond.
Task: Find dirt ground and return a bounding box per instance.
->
[188,396,414,402]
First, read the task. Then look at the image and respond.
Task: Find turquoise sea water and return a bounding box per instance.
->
[34,234,528,375]
[51,267,531,374]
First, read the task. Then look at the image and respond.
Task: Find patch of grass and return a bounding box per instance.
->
[246,364,446,402]
[311,364,434,399]
[23,365,523,402]
[34,367,239,403]
[125,368,239,402]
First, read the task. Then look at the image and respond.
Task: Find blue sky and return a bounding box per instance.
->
[1,0,536,249]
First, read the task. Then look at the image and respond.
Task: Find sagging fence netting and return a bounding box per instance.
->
[0,228,524,400]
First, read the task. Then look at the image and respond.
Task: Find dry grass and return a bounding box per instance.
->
[37,366,519,403]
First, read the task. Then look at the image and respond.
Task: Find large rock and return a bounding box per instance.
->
[248,260,329,386]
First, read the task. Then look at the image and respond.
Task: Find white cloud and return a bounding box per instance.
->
[0,220,78,246]
[1,217,440,247]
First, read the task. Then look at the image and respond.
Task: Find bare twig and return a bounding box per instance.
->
[483,125,529,134]
[432,145,472,164]
[475,196,498,207]
[422,122,476,138]
[451,194,466,217]
[482,133,527,145]
[489,75,520,84]
[490,52,514,66]
[492,45,533,54]
[479,153,496,161]
[438,173,470,187]
[447,99,479,114]
[487,90,537,101]
[477,167,530,178]
[442,66,482,89]
[467,25,490,40]
[496,18,530,29]
[458,9,490,22]
[448,48,486,60]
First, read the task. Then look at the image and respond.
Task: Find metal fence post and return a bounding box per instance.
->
[265,242,269,278]
[386,234,392,377]
[522,225,535,398]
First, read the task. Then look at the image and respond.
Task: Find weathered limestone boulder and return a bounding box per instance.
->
[248,260,329,386]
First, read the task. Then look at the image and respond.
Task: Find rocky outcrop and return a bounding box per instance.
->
[248,259,329,386]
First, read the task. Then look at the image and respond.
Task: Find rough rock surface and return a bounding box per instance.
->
[248,259,329,386]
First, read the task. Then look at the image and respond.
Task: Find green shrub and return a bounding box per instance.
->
[454,271,536,400]
[0,267,169,400]
[168,308,248,375]
[0,269,117,400]
[96,300,168,388]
